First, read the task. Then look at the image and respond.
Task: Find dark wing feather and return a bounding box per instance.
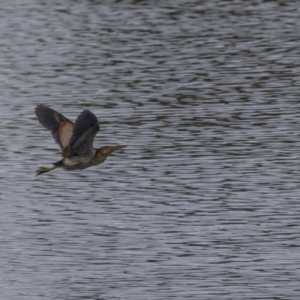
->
[68,110,100,158]
[35,105,74,156]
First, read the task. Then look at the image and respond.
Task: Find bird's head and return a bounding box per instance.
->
[98,146,113,156]
[96,145,126,159]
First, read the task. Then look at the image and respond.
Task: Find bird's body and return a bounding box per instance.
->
[35,105,126,175]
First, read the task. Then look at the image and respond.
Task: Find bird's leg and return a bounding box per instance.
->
[36,165,58,176]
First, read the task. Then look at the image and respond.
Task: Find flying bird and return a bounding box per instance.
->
[35,105,126,175]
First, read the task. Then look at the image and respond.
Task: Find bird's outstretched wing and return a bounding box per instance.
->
[35,105,74,157]
[68,110,100,158]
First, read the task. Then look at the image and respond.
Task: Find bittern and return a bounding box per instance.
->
[35,105,126,175]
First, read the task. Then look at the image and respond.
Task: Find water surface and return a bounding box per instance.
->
[0,1,300,299]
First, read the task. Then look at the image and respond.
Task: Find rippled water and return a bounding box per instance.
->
[1,0,300,299]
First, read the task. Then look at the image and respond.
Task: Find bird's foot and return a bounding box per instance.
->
[36,166,57,176]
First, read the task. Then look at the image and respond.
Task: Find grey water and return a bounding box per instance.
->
[0,0,300,299]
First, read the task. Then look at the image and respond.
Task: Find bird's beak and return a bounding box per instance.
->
[112,145,127,152]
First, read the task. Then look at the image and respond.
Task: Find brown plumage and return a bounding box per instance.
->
[35,105,126,175]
